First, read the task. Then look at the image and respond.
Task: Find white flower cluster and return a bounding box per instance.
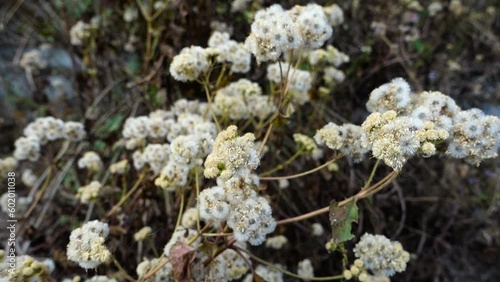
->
[170,31,252,82]
[77,151,103,172]
[13,117,86,162]
[109,159,129,174]
[76,181,102,204]
[323,4,344,26]
[84,276,117,282]
[243,264,284,282]
[266,235,288,249]
[180,207,198,228]
[353,233,410,277]
[67,220,111,269]
[69,20,92,46]
[154,131,215,190]
[267,62,312,105]
[311,223,324,237]
[204,125,259,181]
[0,253,54,281]
[213,79,275,120]
[122,100,211,149]
[19,49,47,72]
[366,78,412,113]
[409,91,460,131]
[134,226,152,242]
[0,157,17,178]
[245,3,336,62]
[308,45,349,67]
[208,31,251,73]
[362,111,448,171]
[169,46,210,82]
[0,193,31,217]
[293,133,324,160]
[122,100,216,191]
[315,123,371,162]
[136,257,174,281]
[297,258,315,279]
[199,178,275,246]
[201,126,276,245]
[22,169,37,187]
[446,108,499,165]
[363,78,499,169]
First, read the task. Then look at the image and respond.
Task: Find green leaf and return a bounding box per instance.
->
[413,39,424,53]
[96,114,124,137]
[329,200,359,250]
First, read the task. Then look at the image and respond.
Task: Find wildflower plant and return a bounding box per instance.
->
[2,1,499,281]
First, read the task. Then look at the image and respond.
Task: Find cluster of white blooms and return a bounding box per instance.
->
[324,66,346,84]
[84,276,117,282]
[0,193,31,217]
[200,177,276,246]
[409,91,460,131]
[213,79,275,120]
[315,123,371,162]
[155,131,215,190]
[231,0,251,12]
[293,133,323,160]
[122,101,212,149]
[138,144,171,173]
[267,62,312,105]
[123,5,138,22]
[218,245,251,280]
[77,152,103,172]
[0,157,17,177]
[366,78,412,113]
[428,2,444,16]
[446,108,499,165]
[243,264,284,282]
[311,223,325,236]
[208,31,251,73]
[13,117,86,162]
[0,253,54,281]
[69,21,92,46]
[353,233,410,277]
[109,159,129,174]
[298,258,315,279]
[307,45,349,67]
[13,136,40,162]
[169,46,210,82]
[121,100,217,190]
[201,126,276,245]
[170,31,252,81]
[136,257,174,281]
[64,121,87,142]
[134,226,152,242]
[19,49,47,72]
[181,207,198,228]
[67,220,111,269]
[245,3,335,62]
[266,235,288,249]
[323,4,344,26]
[204,125,259,181]
[362,111,449,171]
[76,181,102,204]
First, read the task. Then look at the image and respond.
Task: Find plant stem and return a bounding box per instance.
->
[276,171,398,225]
[260,154,343,181]
[106,172,146,217]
